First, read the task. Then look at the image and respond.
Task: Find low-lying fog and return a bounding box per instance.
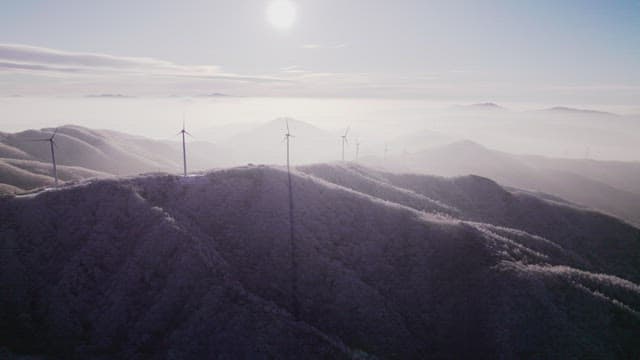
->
[2,96,639,162]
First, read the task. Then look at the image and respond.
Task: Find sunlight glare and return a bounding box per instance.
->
[267,0,296,30]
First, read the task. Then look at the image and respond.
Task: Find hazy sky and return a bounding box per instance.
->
[0,0,639,106]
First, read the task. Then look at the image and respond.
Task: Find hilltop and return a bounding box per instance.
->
[1,163,638,358]
[0,125,226,193]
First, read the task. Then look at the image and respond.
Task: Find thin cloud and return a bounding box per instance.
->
[0,61,83,73]
[301,43,347,49]
[0,43,287,83]
[0,43,172,69]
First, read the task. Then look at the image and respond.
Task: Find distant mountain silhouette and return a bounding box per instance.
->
[386,129,458,153]
[85,94,134,98]
[195,92,234,97]
[221,117,336,164]
[451,102,506,111]
[539,106,619,117]
[470,102,504,109]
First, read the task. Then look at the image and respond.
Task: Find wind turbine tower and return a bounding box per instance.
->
[178,117,192,177]
[355,139,361,161]
[341,126,350,161]
[31,128,59,186]
[283,119,299,319]
[284,119,294,170]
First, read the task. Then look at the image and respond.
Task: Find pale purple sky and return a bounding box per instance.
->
[0,0,638,106]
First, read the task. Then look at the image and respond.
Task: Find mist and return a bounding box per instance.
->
[2,96,639,163]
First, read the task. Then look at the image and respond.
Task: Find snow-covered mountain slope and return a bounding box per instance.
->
[300,163,640,283]
[366,140,640,226]
[0,125,227,192]
[1,164,639,358]
[0,158,110,193]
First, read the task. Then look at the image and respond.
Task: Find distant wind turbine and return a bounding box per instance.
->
[284,119,295,169]
[341,126,350,161]
[384,143,389,160]
[177,116,192,177]
[29,128,59,186]
[355,139,360,162]
[283,118,299,319]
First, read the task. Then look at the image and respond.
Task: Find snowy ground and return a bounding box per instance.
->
[0,163,638,358]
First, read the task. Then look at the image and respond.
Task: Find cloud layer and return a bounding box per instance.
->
[0,43,285,83]
[301,43,347,49]
[2,43,637,104]
[0,43,380,97]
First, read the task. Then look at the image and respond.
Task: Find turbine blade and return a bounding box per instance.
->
[285,118,290,133]
[185,130,194,137]
[344,126,350,137]
[51,127,59,140]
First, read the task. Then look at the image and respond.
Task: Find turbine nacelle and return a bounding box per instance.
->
[340,126,351,161]
[341,126,350,143]
[283,118,295,141]
[29,127,59,143]
[176,119,192,177]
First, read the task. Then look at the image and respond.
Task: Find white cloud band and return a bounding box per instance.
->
[0,43,287,83]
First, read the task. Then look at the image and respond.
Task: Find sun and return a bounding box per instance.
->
[267,0,296,30]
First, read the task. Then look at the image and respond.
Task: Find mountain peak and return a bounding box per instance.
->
[471,102,503,108]
[85,93,134,98]
[451,102,506,111]
[442,139,488,151]
[262,117,324,132]
[196,92,233,97]
[542,106,618,116]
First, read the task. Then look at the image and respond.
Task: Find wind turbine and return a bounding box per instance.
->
[284,119,295,170]
[30,128,59,186]
[283,118,299,319]
[341,126,350,161]
[384,143,389,160]
[177,116,192,177]
[355,139,361,162]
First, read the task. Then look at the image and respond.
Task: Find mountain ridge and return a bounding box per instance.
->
[1,163,639,358]
[370,140,640,226]
[540,106,619,117]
